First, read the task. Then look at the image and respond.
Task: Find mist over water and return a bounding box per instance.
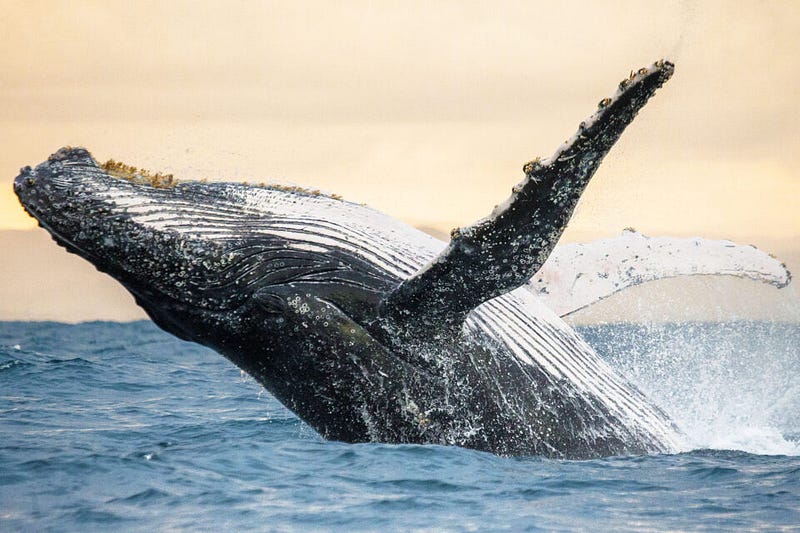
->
[579,321,800,456]
[1,319,798,530]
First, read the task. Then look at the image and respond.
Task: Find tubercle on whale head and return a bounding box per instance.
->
[15,147,108,236]
[46,145,94,163]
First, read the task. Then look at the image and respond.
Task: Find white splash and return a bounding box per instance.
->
[586,321,800,456]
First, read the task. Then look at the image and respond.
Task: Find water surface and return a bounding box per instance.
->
[1,321,798,531]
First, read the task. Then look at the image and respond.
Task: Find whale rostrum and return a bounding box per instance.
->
[16,60,689,458]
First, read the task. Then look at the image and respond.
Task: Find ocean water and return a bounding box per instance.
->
[1,320,798,531]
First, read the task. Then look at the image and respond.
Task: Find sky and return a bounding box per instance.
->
[1,0,798,321]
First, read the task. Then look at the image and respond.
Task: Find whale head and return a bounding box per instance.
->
[15,148,405,349]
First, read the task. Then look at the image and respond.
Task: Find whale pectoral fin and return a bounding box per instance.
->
[530,230,793,317]
[382,61,675,333]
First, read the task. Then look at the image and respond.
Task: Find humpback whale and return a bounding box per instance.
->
[15,60,688,458]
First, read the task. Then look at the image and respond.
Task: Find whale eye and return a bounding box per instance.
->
[252,290,287,315]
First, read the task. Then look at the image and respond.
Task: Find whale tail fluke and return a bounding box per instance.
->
[530,230,793,317]
[382,61,675,335]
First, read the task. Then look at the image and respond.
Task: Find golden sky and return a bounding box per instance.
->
[1,0,798,321]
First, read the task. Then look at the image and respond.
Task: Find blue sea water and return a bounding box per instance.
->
[1,320,798,531]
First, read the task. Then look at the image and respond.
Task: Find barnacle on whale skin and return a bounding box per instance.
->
[101,159,178,189]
